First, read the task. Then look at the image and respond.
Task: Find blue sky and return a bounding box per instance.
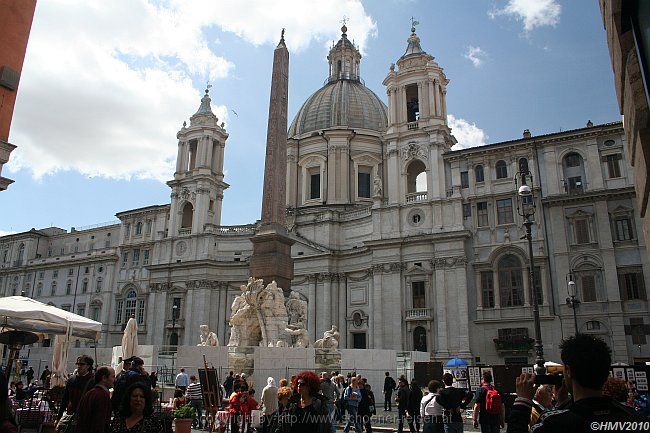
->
[1,0,619,234]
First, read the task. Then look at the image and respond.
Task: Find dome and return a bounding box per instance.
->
[288,79,388,137]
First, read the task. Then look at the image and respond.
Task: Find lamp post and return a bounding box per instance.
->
[566,276,580,335]
[515,163,546,376]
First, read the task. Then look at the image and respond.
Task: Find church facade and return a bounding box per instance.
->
[1,27,648,365]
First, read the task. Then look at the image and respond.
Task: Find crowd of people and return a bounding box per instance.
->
[1,334,649,433]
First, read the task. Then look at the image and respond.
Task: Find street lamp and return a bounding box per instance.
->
[566,275,580,335]
[515,163,546,376]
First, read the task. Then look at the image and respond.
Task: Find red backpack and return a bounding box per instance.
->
[482,385,501,415]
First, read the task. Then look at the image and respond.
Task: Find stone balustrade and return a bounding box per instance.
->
[406,192,427,203]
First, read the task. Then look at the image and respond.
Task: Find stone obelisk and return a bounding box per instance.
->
[249,30,294,293]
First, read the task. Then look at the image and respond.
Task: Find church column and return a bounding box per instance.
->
[386,90,393,125]
[320,274,332,339]
[332,275,339,335]
[433,81,441,118]
[475,272,483,310]
[391,89,398,125]
[420,81,430,119]
[175,141,184,173]
[434,266,449,357]
[372,269,383,349]
[213,192,224,226]
[339,274,347,348]
[455,264,471,356]
[204,138,214,170]
[342,142,351,203]
[441,89,448,120]
[309,274,317,342]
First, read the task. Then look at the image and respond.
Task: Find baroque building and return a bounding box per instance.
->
[1,26,648,364]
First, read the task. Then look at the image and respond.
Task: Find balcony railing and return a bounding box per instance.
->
[407,121,419,130]
[178,228,191,236]
[405,308,432,320]
[493,337,534,353]
[406,192,427,203]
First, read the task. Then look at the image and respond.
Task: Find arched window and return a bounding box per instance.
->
[475,165,485,183]
[115,288,146,326]
[181,202,193,229]
[495,160,508,179]
[498,254,524,307]
[95,277,102,293]
[51,281,57,296]
[563,152,586,194]
[17,243,25,264]
[125,290,137,320]
[413,326,427,352]
[406,160,427,193]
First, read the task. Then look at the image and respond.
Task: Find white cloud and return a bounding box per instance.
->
[489,0,561,32]
[464,46,488,67]
[448,114,489,150]
[9,0,376,181]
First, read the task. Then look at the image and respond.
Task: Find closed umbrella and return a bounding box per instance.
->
[50,332,70,388]
[116,317,139,375]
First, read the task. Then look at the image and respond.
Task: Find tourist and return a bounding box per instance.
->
[186,375,203,429]
[175,367,189,392]
[14,382,28,401]
[319,372,338,433]
[529,385,554,428]
[115,357,133,384]
[173,388,187,409]
[507,334,645,433]
[112,357,150,415]
[148,371,158,390]
[343,376,362,433]
[75,366,115,433]
[224,371,235,396]
[437,373,473,433]
[284,370,331,433]
[268,385,293,433]
[279,378,289,387]
[40,366,51,387]
[56,355,94,428]
[0,373,17,433]
[358,380,375,433]
[384,371,397,411]
[407,379,423,432]
[243,388,259,431]
[335,374,346,422]
[261,377,279,433]
[110,383,161,433]
[228,383,249,433]
[396,377,410,433]
[25,367,34,385]
[420,380,444,433]
[472,371,504,433]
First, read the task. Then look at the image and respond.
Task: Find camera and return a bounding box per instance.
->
[534,374,563,387]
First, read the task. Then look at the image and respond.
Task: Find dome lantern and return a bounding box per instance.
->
[326,22,362,83]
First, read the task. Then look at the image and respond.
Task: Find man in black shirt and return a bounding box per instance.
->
[395,377,410,433]
[507,334,644,433]
[383,372,396,411]
[437,373,473,433]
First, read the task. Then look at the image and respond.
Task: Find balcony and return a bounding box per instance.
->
[493,337,534,355]
[406,192,427,203]
[178,228,191,236]
[405,308,433,321]
[407,121,419,130]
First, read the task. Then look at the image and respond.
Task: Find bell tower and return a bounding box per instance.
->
[167,87,229,236]
[382,24,456,205]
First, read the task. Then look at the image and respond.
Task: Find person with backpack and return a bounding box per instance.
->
[420,380,444,433]
[472,371,504,433]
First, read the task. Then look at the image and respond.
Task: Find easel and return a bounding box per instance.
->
[199,354,223,432]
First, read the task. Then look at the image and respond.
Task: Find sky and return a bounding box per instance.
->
[1,0,621,235]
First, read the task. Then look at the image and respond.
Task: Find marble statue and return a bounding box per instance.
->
[314,325,340,349]
[373,167,382,197]
[197,324,219,347]
[285,326,310,348]
[286,291,307,329]
[228,285,258,347]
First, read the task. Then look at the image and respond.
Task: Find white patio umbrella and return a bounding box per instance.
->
[50,332,71,388]
[116,317,139,375]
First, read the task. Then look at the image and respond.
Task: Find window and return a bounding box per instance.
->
[605,154,622,178]
[143,250,150,265]
[122,252,128,268]
[460,171,469,188]
[619,271,646,300]
[77,305,85,317]
[66,281,72,295]
[53,270,58,278]
[68,268,74,276]
[81,279,88,294]
[84,266,89,274]
[358,168,371,198]
[17,244,24,264]
[91,306,100,322]
[51,282,57,296]
[565,153,581,167]
[574,219,590,244]
[61,305,71,312]
[146,220,152,234]
[581,275,597,302]
[586,321,601,331]
[124,223,131,238]
[47,248,52,257]
[115,300,123,324]
[629,318,647,345]
[405,83,419,122]
[125,290,137,320]
[352,332,367,349]
[481,271,494,308]
[105,240,110,248]
[498,327,529,341]
[477,202,489,227]
[495,160,508,179]
[462,203,471,219]
[39,271,44,279]
[96,277,102,293]
[498,255,524,307]
[36,283,43,297]
[567,176,583,194]
[497,198,514,225]
[475,165,485,183]
[412,281,426,308]
[137,299,146,324]
[614,217,633,241]
[133,249,140,266]
[135,222,143,236]
[310,171,321,200]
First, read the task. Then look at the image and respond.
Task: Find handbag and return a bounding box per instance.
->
[55,412,76,433]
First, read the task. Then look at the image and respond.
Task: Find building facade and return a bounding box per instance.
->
[1,26,648,364]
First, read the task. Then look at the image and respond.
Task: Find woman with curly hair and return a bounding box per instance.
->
[110,383,161,433]
[280,370,331,433]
